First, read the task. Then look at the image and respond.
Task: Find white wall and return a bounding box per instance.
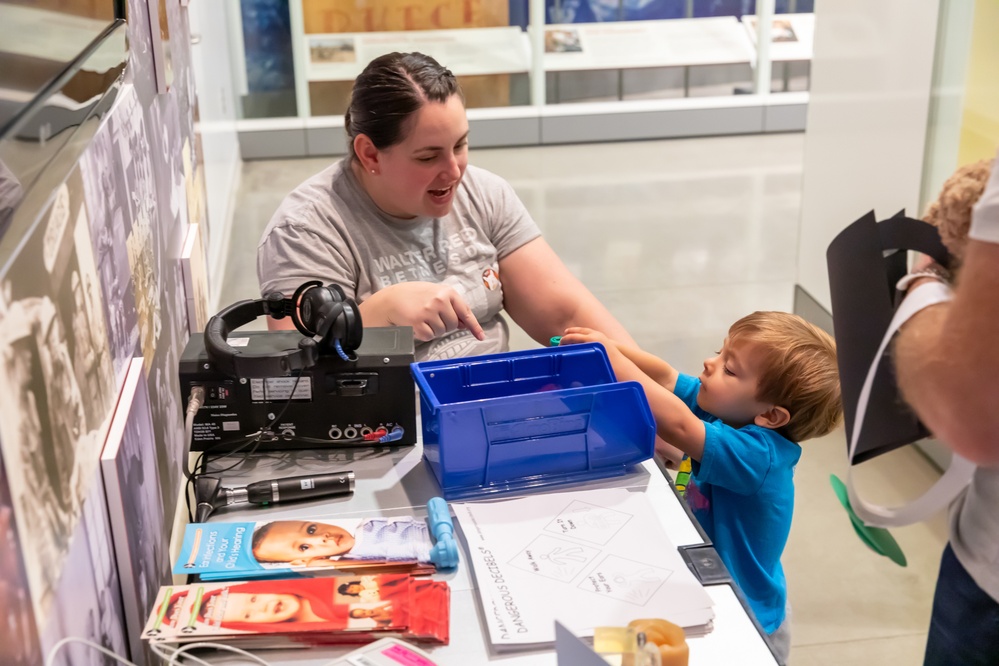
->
[189,0,242,310]
[796,1,941,310]
[919,0,974,212]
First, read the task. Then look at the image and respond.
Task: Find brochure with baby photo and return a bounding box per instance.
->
[174,515,436,581]
[141,574,450,647]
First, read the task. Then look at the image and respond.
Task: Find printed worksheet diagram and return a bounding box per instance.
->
[577,554,672,605]
[543,500,632,545]
[509,534,600,582]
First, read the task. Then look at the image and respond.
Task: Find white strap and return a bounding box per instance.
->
[845,280,976,527]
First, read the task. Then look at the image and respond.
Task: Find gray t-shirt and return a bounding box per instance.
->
[258,160,541,361]
[950,466,999,601]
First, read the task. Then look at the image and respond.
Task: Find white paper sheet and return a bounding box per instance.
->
[453,488,714,648]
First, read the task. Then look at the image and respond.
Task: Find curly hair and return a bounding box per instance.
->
[923,158,992,267]
[729,311,842,442]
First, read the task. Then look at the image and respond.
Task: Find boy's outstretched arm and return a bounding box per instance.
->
[561,329,706,460]
[563,327,679,390]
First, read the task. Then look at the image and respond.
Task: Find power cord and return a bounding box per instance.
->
[46,636,324,665]
[182,372,303,522]
[45,637,139,666]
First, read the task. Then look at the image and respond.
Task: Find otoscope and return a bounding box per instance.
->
[195,471,355,522]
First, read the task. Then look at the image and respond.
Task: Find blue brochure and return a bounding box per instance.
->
[174,501,458,581]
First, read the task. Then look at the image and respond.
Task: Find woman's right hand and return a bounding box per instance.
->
[361,282,486,342]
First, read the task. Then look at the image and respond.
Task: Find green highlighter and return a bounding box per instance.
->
[829,474,907,567]
[549,336,562,346]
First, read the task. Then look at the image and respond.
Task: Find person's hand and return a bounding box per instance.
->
[655,439,685,468]
[898,256,952,294]
[367,282,485,342]
[911,251,937,272]
[560,327,617,349]
[561,327,626,366]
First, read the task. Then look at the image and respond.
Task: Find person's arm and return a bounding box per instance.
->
[563,326,678,388]
[611,342,679,391]
[499,238,636,347]
[562,327,685,465]
[561,329,705,460]
[267,315,296,331]
[894,239,999,466]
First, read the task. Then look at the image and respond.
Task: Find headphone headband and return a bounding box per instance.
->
[204,298,318,378]
[203,283,362,379]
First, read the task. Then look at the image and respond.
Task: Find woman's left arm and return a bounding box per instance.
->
[499,237,635,346]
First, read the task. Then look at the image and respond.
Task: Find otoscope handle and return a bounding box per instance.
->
[427,497,459,570]
[245,471,355,504]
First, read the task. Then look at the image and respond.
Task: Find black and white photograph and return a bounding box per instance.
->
[80,116,141,382]
[101,357,171,666]
[146,258,189,522]
[113,87,164,373]
[40,473,129,666]
[0,167,117,624]
[163,0,197,120]
[125,0,159,107]
[150,94,191,271]
[145,0,174,94]
[0,453,42,666]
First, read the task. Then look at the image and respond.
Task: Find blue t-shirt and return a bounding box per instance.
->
[674,373,801,633]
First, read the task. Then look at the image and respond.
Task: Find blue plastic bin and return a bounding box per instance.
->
[411,342,655,499]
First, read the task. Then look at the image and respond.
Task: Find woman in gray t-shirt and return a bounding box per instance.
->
[257,52,633,362]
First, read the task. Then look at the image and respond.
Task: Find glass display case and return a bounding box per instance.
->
[228,0,814,157]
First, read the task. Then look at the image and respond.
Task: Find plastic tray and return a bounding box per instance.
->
[411,343,655,499]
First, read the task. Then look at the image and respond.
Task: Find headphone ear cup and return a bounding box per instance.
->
[339,299,363,351]
[314,301,345,340]
[296,283,335,336]
[288,282,363,354]
[290,280,324,337]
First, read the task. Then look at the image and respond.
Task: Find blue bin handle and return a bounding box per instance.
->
[427,497,459,570]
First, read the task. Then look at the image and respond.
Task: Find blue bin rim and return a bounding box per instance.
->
[412,341,612,373]
[410,342,624,407]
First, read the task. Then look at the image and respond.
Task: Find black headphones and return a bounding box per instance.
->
[203,281,363,379]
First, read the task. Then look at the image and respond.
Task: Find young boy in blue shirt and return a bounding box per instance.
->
[562,311,841,661]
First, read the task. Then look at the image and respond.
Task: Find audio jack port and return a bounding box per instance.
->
[328,427,342,440]
[360,426,373,437]
[343,427,358,439]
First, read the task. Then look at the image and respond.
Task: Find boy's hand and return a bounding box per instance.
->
[562,327,627,368]
[561,327,617,349]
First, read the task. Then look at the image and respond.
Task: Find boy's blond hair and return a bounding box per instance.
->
[729,311,842,442]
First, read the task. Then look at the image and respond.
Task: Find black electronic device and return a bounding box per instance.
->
[194,472,355,522]
[181,283,417,452]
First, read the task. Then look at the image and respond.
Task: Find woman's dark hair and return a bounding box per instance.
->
[345,52,464,159]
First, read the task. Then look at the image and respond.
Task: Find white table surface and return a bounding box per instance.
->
[195,442,779,665]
